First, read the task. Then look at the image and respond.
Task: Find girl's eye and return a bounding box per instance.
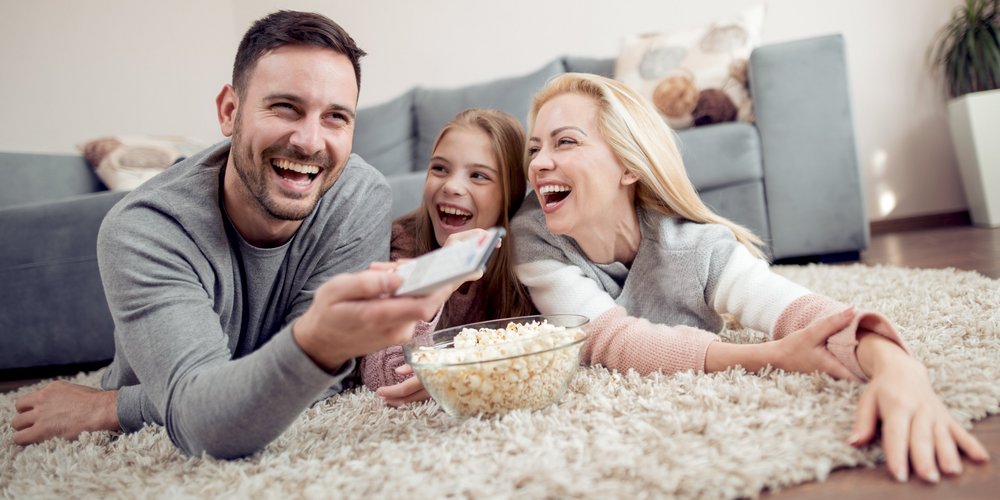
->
[429,164,447,174]
[471,172,491,181]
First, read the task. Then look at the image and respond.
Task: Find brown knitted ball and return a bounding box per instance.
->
[692,88,738,126]
[652,75,699,118]
[729,58,749,87]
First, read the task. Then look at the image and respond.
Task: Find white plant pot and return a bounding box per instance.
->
[947,89,1000,228]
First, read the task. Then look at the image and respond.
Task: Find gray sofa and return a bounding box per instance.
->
[0,34,867,373]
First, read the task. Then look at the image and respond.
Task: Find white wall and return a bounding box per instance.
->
[0,0,966,221]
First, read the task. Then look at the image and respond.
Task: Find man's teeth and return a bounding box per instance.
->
[439,205,472,216]
[538,184,571,194]
[274,159,320,175]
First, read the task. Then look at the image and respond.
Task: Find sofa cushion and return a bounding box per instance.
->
[676,122,762,191]
[413,59,565,171]
[0,152,106,209]
[562,56,615,78]
[386,171,426,221]
[354,89,415,177]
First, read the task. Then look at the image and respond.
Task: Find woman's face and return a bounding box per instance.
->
[526,92,633,236]
[422,126,504,246]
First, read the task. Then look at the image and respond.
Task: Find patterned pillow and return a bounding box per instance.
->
[614,4,765,129]
[78,135,205,191]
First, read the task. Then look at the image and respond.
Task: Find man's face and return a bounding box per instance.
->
[221,45,358,223]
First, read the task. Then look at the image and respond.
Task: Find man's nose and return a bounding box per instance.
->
[288,119,324,155]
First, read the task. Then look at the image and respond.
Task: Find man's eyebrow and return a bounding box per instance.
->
[528,126,588,142]
[263,93,356,119]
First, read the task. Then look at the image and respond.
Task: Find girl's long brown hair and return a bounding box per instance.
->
[410,109,534,326]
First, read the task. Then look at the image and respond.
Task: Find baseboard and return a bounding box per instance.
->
[869,211,971,235]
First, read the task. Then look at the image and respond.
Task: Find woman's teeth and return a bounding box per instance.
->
[539,184,571,205]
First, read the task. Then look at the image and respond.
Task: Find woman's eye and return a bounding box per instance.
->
[526,146,540,157]
[557,137,577,147]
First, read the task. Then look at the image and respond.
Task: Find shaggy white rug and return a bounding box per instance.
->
[2,264,998,499]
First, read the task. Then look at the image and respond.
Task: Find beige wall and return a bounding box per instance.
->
[0,0,966,221]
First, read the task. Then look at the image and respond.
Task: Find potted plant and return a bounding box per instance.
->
[928,0,1000,227]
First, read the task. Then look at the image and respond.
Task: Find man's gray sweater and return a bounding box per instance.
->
[98,141,390,458]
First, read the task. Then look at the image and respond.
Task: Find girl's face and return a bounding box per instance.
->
[526,92,633,237]
[423,126,504,246]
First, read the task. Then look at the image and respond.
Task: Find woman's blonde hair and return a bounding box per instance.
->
[411,108,534,325]
[527,73,766,259]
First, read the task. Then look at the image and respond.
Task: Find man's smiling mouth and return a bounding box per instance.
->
[272,159,321,187]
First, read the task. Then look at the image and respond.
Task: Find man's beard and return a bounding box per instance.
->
[230,115,337,221]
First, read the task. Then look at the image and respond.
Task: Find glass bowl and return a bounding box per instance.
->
[403,314,590,418]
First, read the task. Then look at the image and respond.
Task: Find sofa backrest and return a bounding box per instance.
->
[0,152,107,210]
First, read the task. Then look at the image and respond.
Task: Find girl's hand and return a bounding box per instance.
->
[707,307,857,379]
[375,364,430,407]
[852,334,990,482]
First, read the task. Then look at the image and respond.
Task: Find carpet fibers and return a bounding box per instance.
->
[2,264,998,498]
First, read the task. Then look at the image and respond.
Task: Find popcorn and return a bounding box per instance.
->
[409,320,587,417]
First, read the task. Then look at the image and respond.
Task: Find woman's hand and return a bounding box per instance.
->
[375,364,430,407]
[852,333,990,482]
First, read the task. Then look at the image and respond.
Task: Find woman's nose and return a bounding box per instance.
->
[528,149,554,174]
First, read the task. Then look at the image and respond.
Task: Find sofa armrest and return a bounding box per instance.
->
[0,191,126,370]
[749,34,869,260]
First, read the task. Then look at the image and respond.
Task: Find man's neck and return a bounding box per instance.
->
[222,161,302,248]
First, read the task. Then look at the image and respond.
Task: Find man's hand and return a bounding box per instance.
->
[292,269,454,372]
[852,333,990,482]
[375,364,430,407]
[11,381,119,445]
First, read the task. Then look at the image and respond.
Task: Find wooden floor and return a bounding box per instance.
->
[769,224,1000,499]
[3,224,998,498]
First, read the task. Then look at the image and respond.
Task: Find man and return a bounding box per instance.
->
[11,10,452,459]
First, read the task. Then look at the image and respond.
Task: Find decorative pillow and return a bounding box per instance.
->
[78,135,205,191]
[614,4,765,129]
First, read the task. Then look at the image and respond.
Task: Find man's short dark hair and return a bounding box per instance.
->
[232,10,366,95]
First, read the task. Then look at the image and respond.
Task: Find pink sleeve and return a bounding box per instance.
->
[773,294,910,381]
[583,306,720,375]
[360,308,441,390]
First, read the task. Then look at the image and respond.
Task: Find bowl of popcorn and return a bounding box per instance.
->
[403,314,589,418]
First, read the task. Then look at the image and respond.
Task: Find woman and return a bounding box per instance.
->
[511,73,988,483]
[362,108,535,405]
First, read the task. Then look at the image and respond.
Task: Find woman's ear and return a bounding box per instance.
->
[216,84,238,137]
[621,169,639,186]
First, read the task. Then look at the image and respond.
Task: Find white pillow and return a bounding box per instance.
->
[614,4,765,130]
[78,135,205,191]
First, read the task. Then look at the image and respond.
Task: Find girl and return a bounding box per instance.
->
[361,108,535,405]
[511,73,988,483]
